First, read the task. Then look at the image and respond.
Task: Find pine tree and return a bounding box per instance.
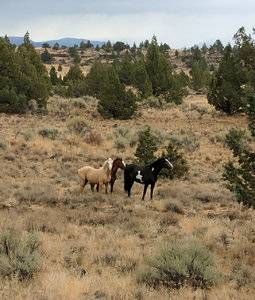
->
[207,44,246,114]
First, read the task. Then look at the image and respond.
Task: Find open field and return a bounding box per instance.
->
[0,95,254,299]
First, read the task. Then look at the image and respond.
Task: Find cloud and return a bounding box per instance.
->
[1,0,255,47]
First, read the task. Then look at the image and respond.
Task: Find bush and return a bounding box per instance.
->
[137,240,220,289]
[38,127,59,140]
[161,142,189,179]
[0,230,40,280]
[67,117,91,134]
[223,128,255,207]
[169,132,199,151]
[135,126,159,164]
[113,126,138,150]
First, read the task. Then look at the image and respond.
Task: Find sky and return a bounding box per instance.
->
[0,0,255,48]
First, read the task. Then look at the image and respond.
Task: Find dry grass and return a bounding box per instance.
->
[0,94,254,299]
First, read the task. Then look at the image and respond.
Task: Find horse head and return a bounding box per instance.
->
[113,157,126,170]
[163,158,174,169]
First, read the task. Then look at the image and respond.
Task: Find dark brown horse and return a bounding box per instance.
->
[93,157,126,193]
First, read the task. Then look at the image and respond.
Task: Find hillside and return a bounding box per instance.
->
[0,94,254,299]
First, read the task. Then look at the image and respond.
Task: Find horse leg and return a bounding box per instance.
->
[90,183,95,192]
[142,184,148,201]
[105,183,108,194]
[127,181,134,198]
[150,182,155,200]
[110,180,114,193]
[96,183,99,192]
[80,178,88,193]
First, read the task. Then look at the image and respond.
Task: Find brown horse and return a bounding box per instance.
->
[94,157,126,193]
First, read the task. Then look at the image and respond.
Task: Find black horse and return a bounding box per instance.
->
[124,157,173,200]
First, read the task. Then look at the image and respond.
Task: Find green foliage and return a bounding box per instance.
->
[113,41,127,52]
[49,66,59,85]
[116,53,135,85]
[161,142,189,179]
[135,126,159,165]
[41,48,53,64]
[145,36,171,95]
[137,240,220,289]
[223,128,255,207]
[134,57,153,98]
[0,230,40,280]
[69,47,80,64]
[208,44,246,114]
[190,61,211,91]
[0,34,51,113]
[86,62,137,119]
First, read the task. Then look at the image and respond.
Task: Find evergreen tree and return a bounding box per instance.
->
[207,44,246,114]
[41,49,53,64]
[49,66,59,85]
[223,128,255,207]
[145,36,171,95]
[135,126,158,165]
[161,142,189,179]
[113,41,126,52]
[117,53,135,85]
[89,63,137,119]
[63,65,84,83]
[0,35,50,113]
[134,57,153,98]
[190,61,211,91]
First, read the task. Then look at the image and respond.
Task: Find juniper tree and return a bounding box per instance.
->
[207,44,246,114]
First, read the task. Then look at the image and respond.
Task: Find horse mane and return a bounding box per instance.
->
[102,160,110,171]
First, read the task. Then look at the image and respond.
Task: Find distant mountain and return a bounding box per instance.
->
[7,37,105,47]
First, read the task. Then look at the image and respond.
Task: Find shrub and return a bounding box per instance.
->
[137,240,220,289]
[113,126,138,149]
[135,126,159,164]
[67,117,91,134]
[224,128,249,156]
[169,132,199,151]
[38,127,59,140]
[161,142,189,179]
[0,230,40,280]
[223,129,255,207]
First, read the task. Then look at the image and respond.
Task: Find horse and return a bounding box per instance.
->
[95,157,126,193]
[124,157,173,200]
[78,158,113,194]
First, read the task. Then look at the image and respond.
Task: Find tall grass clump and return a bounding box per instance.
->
[137,240,220,289]
[0,230,40,280]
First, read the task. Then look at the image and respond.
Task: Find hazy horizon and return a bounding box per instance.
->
[1,0,255,48]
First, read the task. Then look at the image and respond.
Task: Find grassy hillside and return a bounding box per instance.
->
[0,95,254,299]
